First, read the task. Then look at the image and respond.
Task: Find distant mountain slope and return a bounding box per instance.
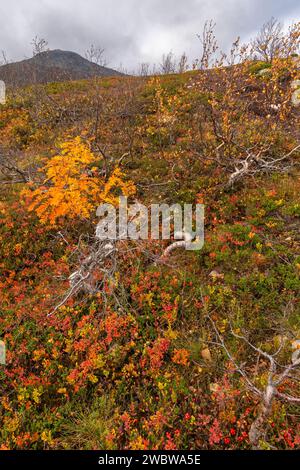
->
[0,49,123,87]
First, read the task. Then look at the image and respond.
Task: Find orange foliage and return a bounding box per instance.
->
[22,137,136,225]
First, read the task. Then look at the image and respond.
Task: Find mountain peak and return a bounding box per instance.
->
[0,49,122,87]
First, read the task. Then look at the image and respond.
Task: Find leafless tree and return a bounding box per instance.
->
[138,62,150,77]
[31,36,49,56]
[151,63,159,76]
[252,18,300,61]
[197,20,218,69]
[178,52,189,73]
[85,44,107,67]
[0,50,9,65]
[117,63,129,74]
[159,51,176,75]
[251,17,284,62]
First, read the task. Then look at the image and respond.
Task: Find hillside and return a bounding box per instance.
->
[0,50,122,87]
[0,53,300,451]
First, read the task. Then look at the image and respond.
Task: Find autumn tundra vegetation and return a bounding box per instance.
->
[0,19,300,450]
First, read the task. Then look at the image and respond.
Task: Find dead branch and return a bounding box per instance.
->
[0,147,34,184]
[227,144,300,187]
[48,237,117,316]
[205,308,300,449]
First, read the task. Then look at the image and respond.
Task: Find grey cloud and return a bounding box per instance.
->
[0,0,299,70]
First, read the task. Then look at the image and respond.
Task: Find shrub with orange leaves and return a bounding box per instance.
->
[146,338,170,371]
[172,348,190,366]
[22,137,136,225]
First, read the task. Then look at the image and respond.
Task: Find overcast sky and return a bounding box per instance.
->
[0,0,299,71]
